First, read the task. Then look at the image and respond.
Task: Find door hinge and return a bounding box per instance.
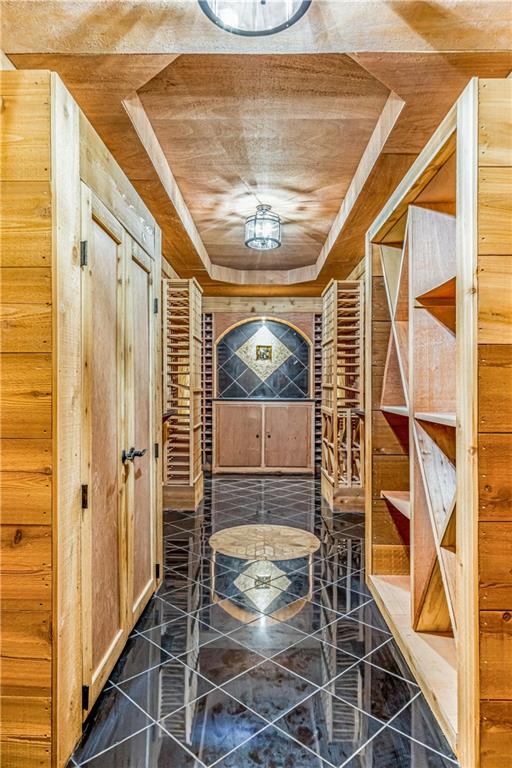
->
[81,484,89,509]
[155,563,161,579]
[153,297,159,314]
[154,442,159,459]
[82,685,90,710]
[80,240,88,267]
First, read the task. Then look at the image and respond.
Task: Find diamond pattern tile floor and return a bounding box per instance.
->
[69,475,458,767]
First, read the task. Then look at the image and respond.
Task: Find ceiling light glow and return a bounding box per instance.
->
[245,204,282,251]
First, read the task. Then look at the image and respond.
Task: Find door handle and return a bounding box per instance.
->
[122,447,147,463]
[267,434,271,438]
[256,433,260,438]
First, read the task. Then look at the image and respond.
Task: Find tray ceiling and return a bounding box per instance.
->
[138,54,389,272]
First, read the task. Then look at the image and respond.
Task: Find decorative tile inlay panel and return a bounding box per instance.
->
[209,524,320,561]
[217,319,310,399]
[235,326,292,382]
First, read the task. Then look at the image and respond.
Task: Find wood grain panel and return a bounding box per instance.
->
[0,439,52,525]
[0,696,51,768]
[372,411,409,455]
[0,303,51,352]
[0,267,51,304]
[0,353,52,438]
[0,70,51,180]
[478,256,512,344]
[372,455,409,499]
[213,312,314,344]
[131,255,153,608]
[479,345,512,433]
[0,610,51,662]
[372,500,410,546]
[479,434,512,521]
[479,79,512,167]
[264,403,313,470]
[0,182,52,266]
[479,523,512,609]
[371,544,410,575]
[480,701,512,768]
[138,54,389,272]
[88,218,123,671]
[214,402,262,468]
[0,525,51,610]
[478,168,512,255]
[480,611,512,700]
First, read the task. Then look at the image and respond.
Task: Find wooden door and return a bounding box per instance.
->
[214,402,263,469]
[264,403,313,471]
[125,239,157,625]
[81,187,128,708]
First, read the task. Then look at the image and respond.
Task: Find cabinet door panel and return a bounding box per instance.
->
[264,404,313,470]
[126,242,156,623]
[215,403,262,468]
[81,188,127,707]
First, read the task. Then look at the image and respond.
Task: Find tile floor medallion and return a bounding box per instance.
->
[69,476,459,767]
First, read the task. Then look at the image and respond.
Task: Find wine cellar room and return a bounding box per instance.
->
[1,3,511,768]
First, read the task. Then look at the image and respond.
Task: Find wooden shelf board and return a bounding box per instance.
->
[381,490,411,518]
[415,412,456,428]
[381,405,409,417]
[368,574,457,751]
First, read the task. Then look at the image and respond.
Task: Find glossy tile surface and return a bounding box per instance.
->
[70,476,458,767]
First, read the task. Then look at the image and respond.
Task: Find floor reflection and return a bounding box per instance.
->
[70,476,458,768]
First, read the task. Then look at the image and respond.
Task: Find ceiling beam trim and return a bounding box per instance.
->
[122,90,213,272]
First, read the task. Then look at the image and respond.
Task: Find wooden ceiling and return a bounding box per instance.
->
[138,54,389,272]
[3,2,512,295]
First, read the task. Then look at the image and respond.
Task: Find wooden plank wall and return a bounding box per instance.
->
[0,71,53,767]
[476,79,512,765]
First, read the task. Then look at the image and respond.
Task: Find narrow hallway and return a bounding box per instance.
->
[69,477,457,767]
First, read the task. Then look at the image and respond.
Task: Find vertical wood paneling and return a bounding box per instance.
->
[0,71,53,766]
[477,78,512,767]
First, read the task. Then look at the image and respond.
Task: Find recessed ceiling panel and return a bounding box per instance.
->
[138,54,389,271]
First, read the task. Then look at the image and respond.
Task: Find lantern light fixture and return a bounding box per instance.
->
[198,0,311,37]
[244,204,282,251]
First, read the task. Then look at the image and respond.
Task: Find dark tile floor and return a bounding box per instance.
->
[69,476,459,767]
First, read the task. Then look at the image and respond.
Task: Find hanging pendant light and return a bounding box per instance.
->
[245,204,282,251]
[198,0,311,37]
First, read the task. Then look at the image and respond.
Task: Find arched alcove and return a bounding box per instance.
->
[216,317,311,399]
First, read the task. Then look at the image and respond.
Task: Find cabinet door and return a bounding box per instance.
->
[214,402,263,468]
[81,187,128,708]
[264,403,313,471]
[125,239,157,625]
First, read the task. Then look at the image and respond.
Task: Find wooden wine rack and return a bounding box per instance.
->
[321,279,364,508]
[314,313,322,471]
[163,278,203,509]
[365,78,512,766]
[202,312,213,471]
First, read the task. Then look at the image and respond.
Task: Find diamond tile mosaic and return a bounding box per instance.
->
[217,318,310,399]
[69,475,459,767]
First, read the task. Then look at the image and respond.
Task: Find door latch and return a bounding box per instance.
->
[122,447,147,463]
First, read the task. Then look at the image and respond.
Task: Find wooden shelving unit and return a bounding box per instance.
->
[202,312,213,471]
[163,278,204,509]
[365,78,512,767]
[314,312,323,471]
[321,280,364,508]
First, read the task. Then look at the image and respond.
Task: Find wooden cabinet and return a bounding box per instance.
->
[213,401,314,473]
[0,71,162,766]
